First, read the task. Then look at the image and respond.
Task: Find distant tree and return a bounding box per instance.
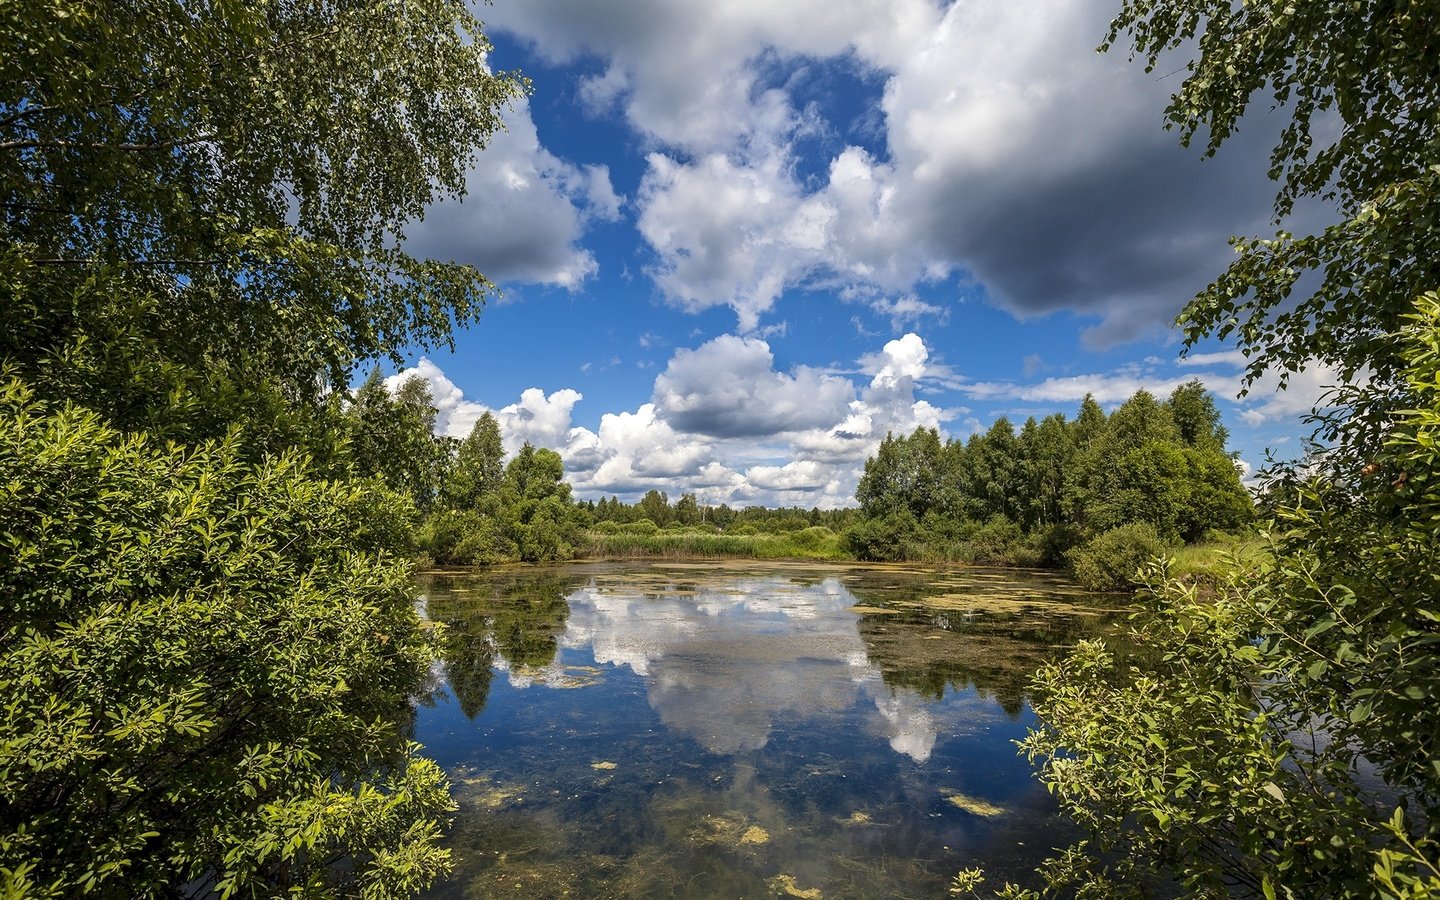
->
[1019,414,1074,531]
[443,412,506,510]
[674,493,700,526]
[1167,379,1229,452]
[856,427,945,521]
[498,443,580,562]
[348,371,447,509]
[639,489,671,527]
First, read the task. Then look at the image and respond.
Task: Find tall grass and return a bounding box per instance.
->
[1166,535,1270,588]
[580,529,850,561]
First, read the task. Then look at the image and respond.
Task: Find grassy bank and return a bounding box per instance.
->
[1167,536,1269,587]
[579,528,851,561]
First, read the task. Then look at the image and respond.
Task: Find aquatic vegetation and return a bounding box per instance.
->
[941,790,1006,817]
[769,873,824,898]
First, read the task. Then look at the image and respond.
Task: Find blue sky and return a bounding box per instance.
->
[387,0,1342,508]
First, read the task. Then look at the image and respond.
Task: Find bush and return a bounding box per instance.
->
[789,526,834,550]
[0,381,453,895]
[617,518,660,535]
[1066,522,1168,591]
[844,510,920,561]
[964,516,1029,565]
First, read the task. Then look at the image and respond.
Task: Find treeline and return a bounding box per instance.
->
[847,381,1253,586]
[340,370,585,565]
[586,491,860,533]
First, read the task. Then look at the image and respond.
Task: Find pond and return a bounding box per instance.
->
[414,561,1123,899]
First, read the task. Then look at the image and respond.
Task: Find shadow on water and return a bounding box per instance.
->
[412,562,1126,899]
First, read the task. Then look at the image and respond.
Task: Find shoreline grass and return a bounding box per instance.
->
[578,529,851,561]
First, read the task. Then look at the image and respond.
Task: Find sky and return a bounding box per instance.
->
[385,0,1342,509]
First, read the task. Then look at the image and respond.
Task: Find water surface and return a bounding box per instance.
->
[414,561,1120,899]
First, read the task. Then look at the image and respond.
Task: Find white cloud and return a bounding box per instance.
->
[494,387,585,456]
[387,330,958,508]
[653,334,857,438]
[404,97,619,288]
[1178,350,1249,369]
[489,0,1291,340]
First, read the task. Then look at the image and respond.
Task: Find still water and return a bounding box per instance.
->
[414,561,1121,899]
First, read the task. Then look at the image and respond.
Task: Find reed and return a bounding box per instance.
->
[580,529,850,561]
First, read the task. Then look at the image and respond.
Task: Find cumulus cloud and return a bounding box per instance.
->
[653,334,856,438]
[385,330,958,508]
[493,387,585,455]
[404,96,620,288]
[385,361,582,454]
[489,0,1306,340]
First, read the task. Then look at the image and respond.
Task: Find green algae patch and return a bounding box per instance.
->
[510,663,604,689]
[591,760,618,770]
[941,789,1005,817]
[847,605,902,615]
[769,873,823,898]
[451,770,526,810]
[687,812,774,850]
[739,825,770,845]
[840,810,873,826]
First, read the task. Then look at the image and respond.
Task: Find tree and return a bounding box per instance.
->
[1167,379,1228,453]
[674,493,700,526]
[856,427,945,521]
[498,443,580,562]
[348,371,448,510]
[999,1,1440,895]
[443,412,505,510]
[638,489,671,527]
[0,0,526,893]
[0,0,527,444]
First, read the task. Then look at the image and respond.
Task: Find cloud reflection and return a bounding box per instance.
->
[550,575,954,761]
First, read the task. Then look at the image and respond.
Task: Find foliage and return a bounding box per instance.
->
[0,379,454,896]
[1101,0,1438,405]
[0,0,527,445]
[418,439,584,567]
[349,371,452,510]
[442,413,505,510]
[1,1,529,893]
[583,528,849,561]
[850,383,1251,569]
[1066,523,1170,592]
[997,0,1440,885]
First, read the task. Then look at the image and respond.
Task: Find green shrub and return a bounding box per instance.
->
[1066,522,1168,591]
[964,516,1028,565]
[0,380,453,896]
[617,518,660,535]
[789,526,834,550]
[843,510,920,561]
[1034,522,1084,567]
